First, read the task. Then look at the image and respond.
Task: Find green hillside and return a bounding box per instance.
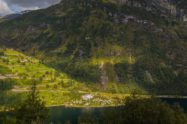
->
[0,0,186,100]
[1,47,141,109]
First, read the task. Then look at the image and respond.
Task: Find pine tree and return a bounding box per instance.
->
[15,83,48,124]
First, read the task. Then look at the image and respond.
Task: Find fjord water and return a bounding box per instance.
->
[161,98,187,110]
[47,107,103,124]
[46,98,187,124]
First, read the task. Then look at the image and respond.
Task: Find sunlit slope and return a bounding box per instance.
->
[0,47,146,107]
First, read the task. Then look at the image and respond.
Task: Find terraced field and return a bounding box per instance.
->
[0,47,145,109]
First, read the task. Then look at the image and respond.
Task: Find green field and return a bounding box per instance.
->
[0,47,145,109]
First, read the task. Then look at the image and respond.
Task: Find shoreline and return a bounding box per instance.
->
[46,95,187,108]
[47,104,124,109]
[156,95,187,99]
[1,95,187,112]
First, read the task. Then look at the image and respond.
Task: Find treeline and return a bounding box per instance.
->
[0,79,14,91]
[1,89,187,124]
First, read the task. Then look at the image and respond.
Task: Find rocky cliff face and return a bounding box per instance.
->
[115,0,186,21]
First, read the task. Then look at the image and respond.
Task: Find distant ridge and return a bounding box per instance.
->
[2,10,33,20]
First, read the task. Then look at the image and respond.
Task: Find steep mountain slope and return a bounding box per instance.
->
[0,47,130,107]
[0,0,186,95]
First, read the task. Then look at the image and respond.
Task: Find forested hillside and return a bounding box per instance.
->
[0,0,186,95]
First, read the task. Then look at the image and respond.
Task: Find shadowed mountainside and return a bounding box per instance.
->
[0,0,186,95]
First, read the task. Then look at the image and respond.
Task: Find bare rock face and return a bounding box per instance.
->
[100,63,108,90]
[114,0,186,21]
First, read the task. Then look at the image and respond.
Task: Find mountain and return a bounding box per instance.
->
[0,0,186,95]
[3,14,22,20]
[0,17,4,23]
[1,10,33,20]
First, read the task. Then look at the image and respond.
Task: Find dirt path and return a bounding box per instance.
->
[0,75,7,80]
[0,74,19,79]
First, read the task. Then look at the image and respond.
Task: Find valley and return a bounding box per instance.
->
[0,0,186,114]
[0,0,187,124]
[0,45,186,109]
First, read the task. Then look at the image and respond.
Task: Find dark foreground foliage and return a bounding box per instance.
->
[1,95,187,124]
[102,97,187,124]
[78,97,187,124]
[0,84,48,124]
[15,84,48,124]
